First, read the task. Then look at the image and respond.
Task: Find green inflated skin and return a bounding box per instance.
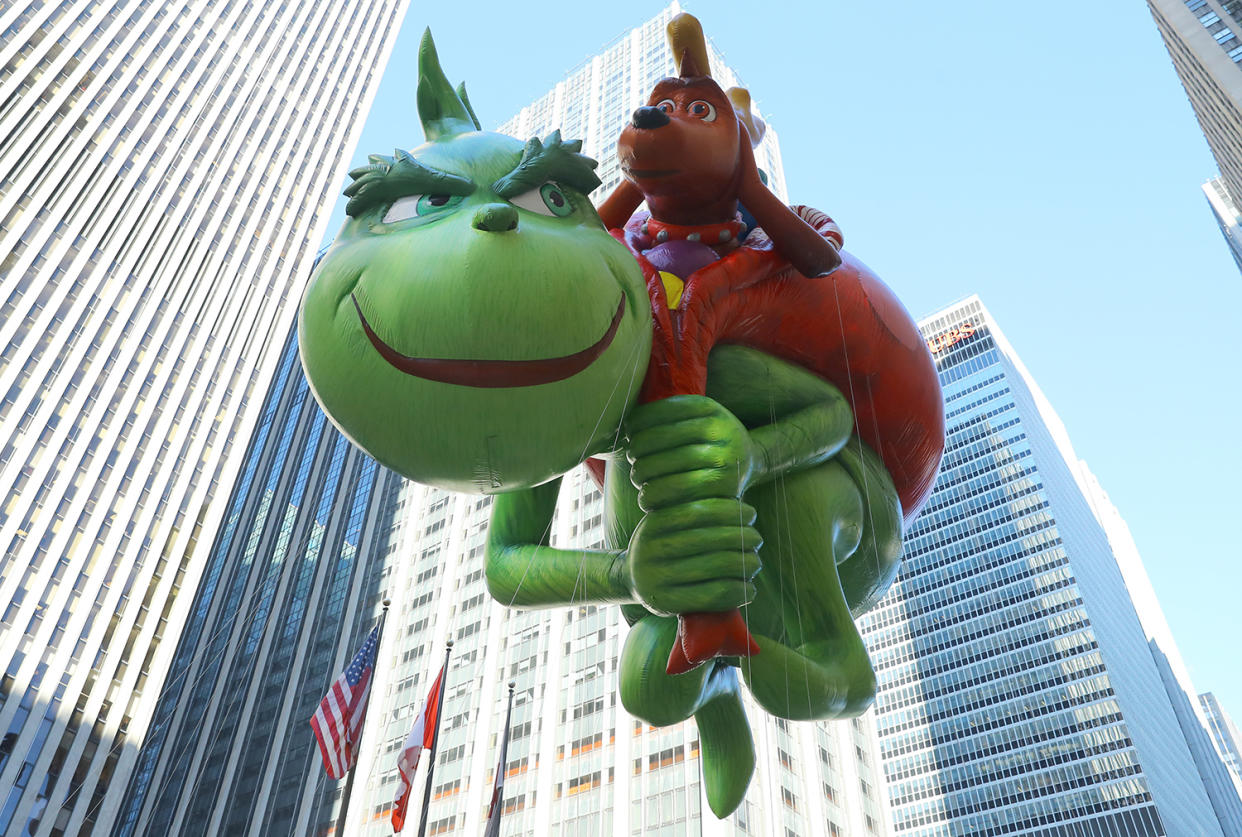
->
[486,345,903,815]
[299,31,904,819]
[299,35,650,494]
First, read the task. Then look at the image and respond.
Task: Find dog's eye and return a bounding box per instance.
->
[382,194,464,224]
[655,99,674,114]
[688,101,717,122]
[509,182,575,218]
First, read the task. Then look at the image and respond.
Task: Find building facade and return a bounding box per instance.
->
[1201,692,1242,793]
[0,0,408,833]
[858,296,1229,836]
[342,5,890,836]
[1148,643,1242,836]
[1204,176,1242,269]
[1148,0,1242,269]
[110,324,403,836]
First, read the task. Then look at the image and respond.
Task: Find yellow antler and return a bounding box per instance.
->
[668,13,711,78]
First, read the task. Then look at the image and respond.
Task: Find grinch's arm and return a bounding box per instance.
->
[486,477,632,608]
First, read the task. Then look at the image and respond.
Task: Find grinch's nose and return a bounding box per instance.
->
[473,203,518,232]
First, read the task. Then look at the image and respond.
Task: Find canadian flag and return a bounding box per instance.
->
[391,665,445,833]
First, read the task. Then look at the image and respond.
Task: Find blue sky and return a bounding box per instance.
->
[322,1,1242,724]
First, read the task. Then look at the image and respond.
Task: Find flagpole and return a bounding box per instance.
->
[334,598,390,837]
[416,641,453,837]
[483,680,516,837]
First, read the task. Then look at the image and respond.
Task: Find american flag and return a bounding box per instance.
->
[310,626,379,779]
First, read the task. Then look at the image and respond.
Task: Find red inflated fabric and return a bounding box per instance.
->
[615,207,944,525]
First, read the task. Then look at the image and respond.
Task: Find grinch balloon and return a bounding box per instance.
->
[298,26,944,818]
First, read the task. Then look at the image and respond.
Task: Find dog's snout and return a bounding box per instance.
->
[631,106,670,130]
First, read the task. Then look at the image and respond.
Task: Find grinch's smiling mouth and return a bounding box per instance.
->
[351,294,626,388]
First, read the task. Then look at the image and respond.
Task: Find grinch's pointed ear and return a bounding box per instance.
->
[417,30,479,140]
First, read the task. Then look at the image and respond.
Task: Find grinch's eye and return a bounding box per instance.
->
[688,100,716,122]
[509,182,575,218]
[382,193,464,224]
[656,99,674,114]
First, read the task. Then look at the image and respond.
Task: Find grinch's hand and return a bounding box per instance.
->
[626,395,758,512]
[627,499,762,616]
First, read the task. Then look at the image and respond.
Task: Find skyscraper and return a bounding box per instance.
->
[1148,643,1242,835]
[1204,177,1242,269]
[858,296,1230,836]
[341,5,890,836]
[110,323,404,836]
[1201,692,1242,792]
[0,1,409,833]
[1148,0,1242,268]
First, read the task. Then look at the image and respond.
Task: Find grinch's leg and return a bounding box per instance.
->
[740,460,887,719]
[694,668,754,818]
[620,614,755,816]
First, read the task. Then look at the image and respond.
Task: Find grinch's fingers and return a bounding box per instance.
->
[639,499,757,534]
[631,525,762,564]
[625,395,721,436]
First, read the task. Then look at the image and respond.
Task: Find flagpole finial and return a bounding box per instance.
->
[508,681,516,693]
[382,598,391,609]
[446,640,454,649]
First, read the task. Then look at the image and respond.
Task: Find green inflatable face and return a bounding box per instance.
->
[299,35,650,493]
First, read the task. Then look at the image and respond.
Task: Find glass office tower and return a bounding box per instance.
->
[0,1,408,833]
[1148,0,1242,270]
[110,325,403,836]
[1203,176,1242,270]
[1201,693,1242,793]
[1148,643,1242,835]
[342,6,890,836]
[859,296,1228,836]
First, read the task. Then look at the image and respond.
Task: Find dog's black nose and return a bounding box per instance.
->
[631,106,670,130]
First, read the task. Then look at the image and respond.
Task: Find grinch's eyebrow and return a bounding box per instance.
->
[344,149,475,217]
[493,130,601,198]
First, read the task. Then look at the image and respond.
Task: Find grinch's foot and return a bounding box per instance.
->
[694,666,754,818]
[621,615,713,726]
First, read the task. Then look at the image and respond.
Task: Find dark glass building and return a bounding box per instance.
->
[859,296,1230,836]
[112,325,403,836]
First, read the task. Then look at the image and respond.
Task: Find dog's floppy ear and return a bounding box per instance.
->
[727,87,766,147]
[668,13,711,78]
